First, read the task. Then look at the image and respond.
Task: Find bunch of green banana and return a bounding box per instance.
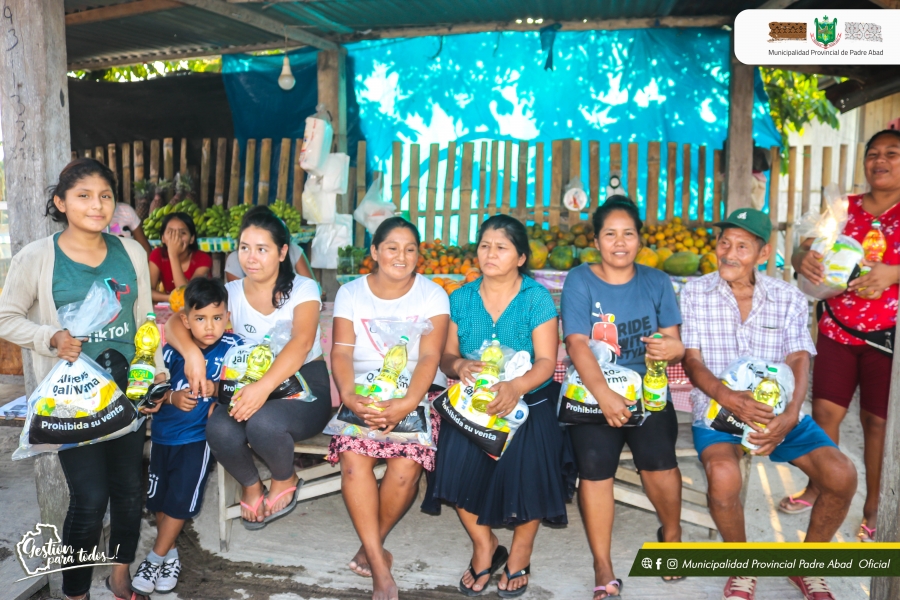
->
[171,198,202,222]
[197,205,229,237]
[270,199,303,233]
[227,203,253,239]
[143,199,202,240]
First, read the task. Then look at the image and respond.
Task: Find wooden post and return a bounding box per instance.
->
[180,138,188,175]
[409,144,421,231]
[784,146,797,282]
[443,141,457,244]
[293,139,305,213]
[244,139,256,205]
[682,144,692,223]
[627,143,638,205]
[317,49,347,153]
[228,139,241,208]
[354,141,366,246]
[838,143,848,194]
[820,146,833,213]
[725,59,755,212]
[258,138,272,205]
[534,142,545,229]
[516,141,528,223]
[149,139,160,183]
[121,143,132,206]
[713,149,724,222]
[134,141,145,181]
[200,138,211,208]
[0,2,71,595]
[163,138,174,183]
[459,142,474,245]
[589,140,600,215]
[214,138,227,206]
[801,145,812,215]
[489,141,499,217]
[478,142,488,225]
[766,147,780,276]
[853,142,867,195]
[666,142,677,222]
[646,142,660,226]
[107,143,118,180]
[276,138,291,202]
[94,145,105,164]
[425,144,439,243]
[697,145,707,223]
[392,141,402,209]
[549,140,565,228]
[501,140,512,216]
[569,139,582,223]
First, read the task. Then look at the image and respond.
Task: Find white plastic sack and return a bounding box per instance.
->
[218,335,314,407]
[321,153,350,194]
[301,176,336,224]
[299,106,334,176]
[796,184,858,299]
[310,214,352,269]
[703,357,794,436]
[353,174,395,235]
[563,177,588,212]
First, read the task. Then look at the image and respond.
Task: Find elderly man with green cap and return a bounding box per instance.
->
[680,208,857,600]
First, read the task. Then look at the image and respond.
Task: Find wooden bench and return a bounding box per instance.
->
[216,433,386,551]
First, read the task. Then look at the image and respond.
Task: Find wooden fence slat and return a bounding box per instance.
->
[293,139,306,214]
[163,138,174,183]
[409,144,421,231]
[610,143,622,176]
[443,142,457,244]
[276,138,291,202]
[838,143,848,194]
[697,145,707,224]
[784,146,797,282]
[107,143,118,186]
[200,138,211,208]
[392,141,402,210]
[214,138,227,206]
[549,140,564,228]
[425,144,439,243]
[121,143,132,206]
[355,141,367,246]
[71,150,78,161]
[627,143,638,206]
[682,144,691,223]
[244,139,257,205]
[820,145,833,213]
[713,149,723,222]
[258,139,272,205]
[84,149,92,159]
[459,143,474,245]
[228,139,241,209]
[853,142,866,195]
[646,142,660,226]
[134,141,145,182]
[534,142,545,229]
[666,142,677,222]
[180,138,188,175]
[149,140,160,183]
[94,146,104,164]
[489,141,499,217]
[569,139,582,222]
[766,147,781,276]
[501,140,512,215]
[516,141,528,223]
[589,140,600,214]
[478,142,488,224]
[801,145,812,215]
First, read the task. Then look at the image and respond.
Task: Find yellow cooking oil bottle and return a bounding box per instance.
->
[858,220,887,299]
[229,335,274,410]
[126,313,161,400]
[471,340,505,412]
[365,336,409,407]
[642,334,668,412]
[741,367,781,451]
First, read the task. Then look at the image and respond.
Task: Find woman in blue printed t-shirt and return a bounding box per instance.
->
[560,196,685,600]
[425,215,570,599]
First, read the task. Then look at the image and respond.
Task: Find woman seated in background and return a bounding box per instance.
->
[149,212,211,302]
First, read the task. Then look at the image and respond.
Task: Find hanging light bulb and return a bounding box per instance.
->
[278,55,295,90]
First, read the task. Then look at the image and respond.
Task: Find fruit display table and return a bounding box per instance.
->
[148,227,315,252]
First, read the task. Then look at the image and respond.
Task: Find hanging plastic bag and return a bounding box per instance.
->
[301,176,336,224]
[218,322,315,406]
[353,173,396,236]
[324,319,435,446]
[310,214,352,269]
[703,357,794,436]
[299,104,334,177]
[796,184,861,299]
[13,281,141,460]
[563,177,588,212]
[431,340,531,459]
[321,153,350,194]
[557,340,645,426]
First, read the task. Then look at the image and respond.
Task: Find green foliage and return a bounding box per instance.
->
[68,58,221,82]
[759,68,841,172]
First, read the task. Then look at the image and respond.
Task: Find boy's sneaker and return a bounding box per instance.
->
[722,576,757,600]
[155,557,182,593]
[131,559,161,594]
[788,576,836,600]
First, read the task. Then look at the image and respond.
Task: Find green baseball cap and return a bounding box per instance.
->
[713,208,772,242]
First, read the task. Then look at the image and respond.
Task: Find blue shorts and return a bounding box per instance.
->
[147,440,212,519]
[692,415,837,463]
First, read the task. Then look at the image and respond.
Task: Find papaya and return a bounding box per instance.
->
[663,251,701,276]
[548,245,576,270]
[570,222,587,236]
[699,252,718,275]
[573,234,589,248]
[579,247,603,264]
[635,247,659,269]
[528,239,549,270]
[655,247,673,269]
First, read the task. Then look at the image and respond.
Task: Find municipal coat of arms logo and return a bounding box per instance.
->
[811,15,841,49]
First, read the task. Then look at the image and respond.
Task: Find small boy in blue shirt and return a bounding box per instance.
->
[132,278,242,595]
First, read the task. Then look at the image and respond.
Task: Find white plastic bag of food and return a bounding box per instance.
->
[13,281,142,460]
[557,340,645,426]
[299,105,334,176]
[310,214,352,268]
[321,153,350,194]
[431,341,531,459]
[301,176,336,225]
[703,356,794,435]
[353,174,396,236]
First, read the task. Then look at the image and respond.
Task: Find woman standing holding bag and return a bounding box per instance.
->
[427,214,569,598]
[0,158,162,600]
[328,217,449,600]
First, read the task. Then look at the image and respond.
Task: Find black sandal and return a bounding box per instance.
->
[458,545,509,596]
[657,526,685,582]
[498,564,530,598]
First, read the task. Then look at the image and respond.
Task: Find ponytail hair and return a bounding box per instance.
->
[239,205,294,309]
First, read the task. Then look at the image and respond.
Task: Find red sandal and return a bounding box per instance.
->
[240,487,267,530]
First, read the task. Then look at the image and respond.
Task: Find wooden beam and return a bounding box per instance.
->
[869,0,900,9]
[68,41,300,70]
[725,56,755,213]
[757,0,799,8]
[317,49,347,154]
[176,0,339,51]
[66,0,182,26]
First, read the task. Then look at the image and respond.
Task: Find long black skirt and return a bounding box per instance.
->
[423,381,574,527]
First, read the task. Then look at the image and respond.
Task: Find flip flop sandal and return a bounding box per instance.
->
[105,577,147,600]
[263,479,303,524]
[592,579,623,599]
[656,527,685,582]
[458,545,509,596]
[859,521,876,542]
[240,487,268,530]
[778,494,813,515]
[497,565,530,598]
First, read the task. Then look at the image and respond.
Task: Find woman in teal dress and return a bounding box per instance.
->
[426,215,570,598]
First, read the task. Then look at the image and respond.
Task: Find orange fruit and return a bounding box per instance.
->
[169,286,186,313]
[465,269,481,283]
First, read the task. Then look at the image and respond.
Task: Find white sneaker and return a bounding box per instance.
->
[155,557,182,593]
[131,559,161,594]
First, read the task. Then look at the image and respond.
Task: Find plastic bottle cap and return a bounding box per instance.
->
[147,312,156,319]
[767,366,777,373]
[873,220,881,227]
[652,333,663,339]
[400,336,410,343]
